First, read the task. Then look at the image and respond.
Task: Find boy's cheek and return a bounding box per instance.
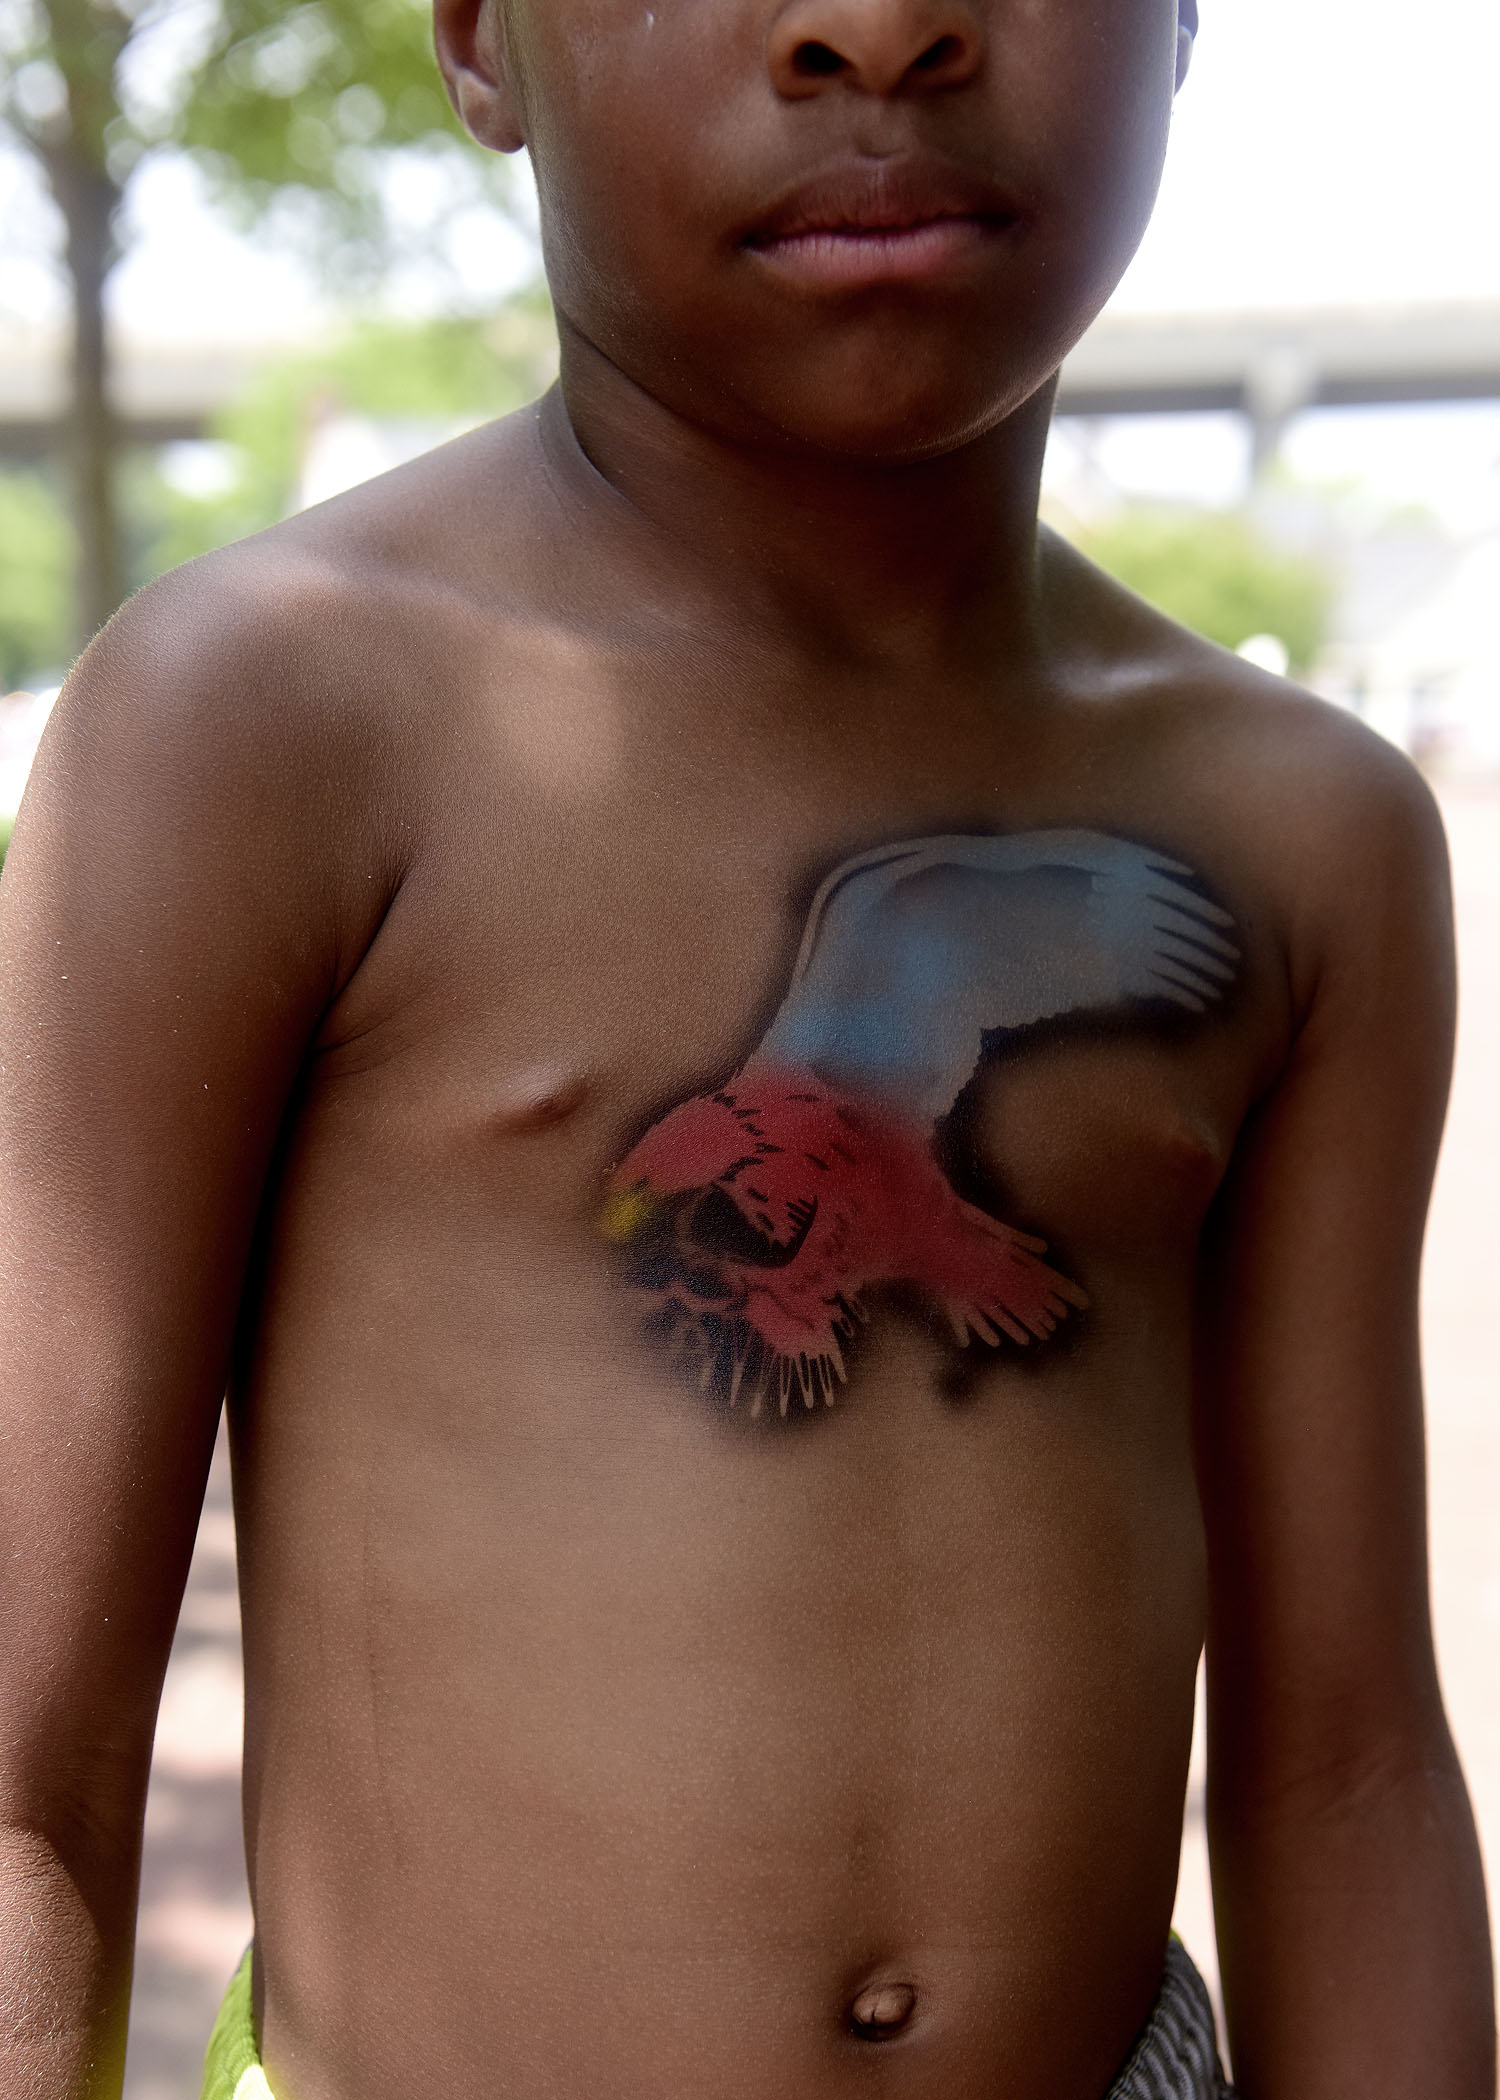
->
[514,0,762,146]
[996,2,1181,218]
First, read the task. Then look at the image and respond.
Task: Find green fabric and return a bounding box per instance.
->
[201,1948,273,2100]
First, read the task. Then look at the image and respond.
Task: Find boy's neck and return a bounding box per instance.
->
[546,327,1058,683]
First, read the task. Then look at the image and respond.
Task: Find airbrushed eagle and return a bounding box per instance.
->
[602,830,1238,1416]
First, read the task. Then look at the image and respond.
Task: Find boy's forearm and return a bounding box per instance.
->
[0,1823,133,2100]
[1210,1749,1495,2099]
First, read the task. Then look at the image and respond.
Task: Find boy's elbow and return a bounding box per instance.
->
[1208,1687,1466,1832]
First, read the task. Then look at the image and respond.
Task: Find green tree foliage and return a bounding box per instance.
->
[0,471,74,689]
[0,0,521,641]
[177,0,488,264]
[1074,506,1331,672]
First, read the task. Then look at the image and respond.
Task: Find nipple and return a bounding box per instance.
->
[848,1980,917,2040]
[492,1068,588,1134]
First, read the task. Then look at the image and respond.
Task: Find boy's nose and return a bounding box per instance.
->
[766,0,984,98]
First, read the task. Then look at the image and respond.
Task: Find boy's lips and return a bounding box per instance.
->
[742,158,1019,288]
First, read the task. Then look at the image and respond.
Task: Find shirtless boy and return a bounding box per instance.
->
[0,0,1494,2095]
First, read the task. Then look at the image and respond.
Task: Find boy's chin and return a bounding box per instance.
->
[723,350,1055,466]
[562,307,1064,467]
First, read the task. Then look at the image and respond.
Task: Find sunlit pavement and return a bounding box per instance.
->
[121,788,1500,2098]
[124,1442,249,2100]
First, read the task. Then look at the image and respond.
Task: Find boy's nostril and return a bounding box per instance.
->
[913,34,963,71]
[792,40,846,77]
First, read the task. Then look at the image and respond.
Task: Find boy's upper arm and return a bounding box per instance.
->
[1196,721,1457,1782]
[0,556,397,1837]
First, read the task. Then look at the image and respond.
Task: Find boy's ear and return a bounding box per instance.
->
[1175,0,1198,90]
[433,0,526,154]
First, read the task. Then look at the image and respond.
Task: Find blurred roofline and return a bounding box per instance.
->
[1056,300,1500,421]
[1,299,1497,457]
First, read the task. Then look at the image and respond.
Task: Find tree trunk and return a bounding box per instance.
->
[36,0,128,652]
[56,150,123,647]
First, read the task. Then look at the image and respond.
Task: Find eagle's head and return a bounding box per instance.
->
[599,1072,838,1408]
[602,1084,818,1276]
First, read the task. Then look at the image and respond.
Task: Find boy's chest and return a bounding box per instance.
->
[310,733,1280,1346]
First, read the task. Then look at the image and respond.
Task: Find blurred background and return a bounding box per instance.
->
[0,0,1496,2089]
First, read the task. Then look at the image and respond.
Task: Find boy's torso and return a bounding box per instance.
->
[222,416,1292,2099]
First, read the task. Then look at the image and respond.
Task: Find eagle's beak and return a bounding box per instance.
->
[598,1182,659,1243]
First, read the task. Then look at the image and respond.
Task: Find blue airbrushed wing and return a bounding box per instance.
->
[756,831,1239,1125]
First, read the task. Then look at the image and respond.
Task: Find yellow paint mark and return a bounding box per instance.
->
[598,1184,657,1243]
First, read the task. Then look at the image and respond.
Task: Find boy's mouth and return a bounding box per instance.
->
[743,157,1018,288]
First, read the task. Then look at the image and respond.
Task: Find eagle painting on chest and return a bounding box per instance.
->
[601,831,1238,1416]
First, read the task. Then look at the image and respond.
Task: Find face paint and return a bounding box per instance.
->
[604,830,1238,1416]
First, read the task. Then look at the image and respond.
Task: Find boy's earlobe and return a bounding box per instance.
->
[433,0,526,154]
[1175,0,1198,90]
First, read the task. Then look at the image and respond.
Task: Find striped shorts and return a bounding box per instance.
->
[203,1936,1233,2099]
[1108,1937,1235,2098]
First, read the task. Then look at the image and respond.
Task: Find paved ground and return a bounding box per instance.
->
[124,1451,248,2100]
[121,788,1500,2098]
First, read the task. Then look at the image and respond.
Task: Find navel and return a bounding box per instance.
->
[848,1979,918,2040]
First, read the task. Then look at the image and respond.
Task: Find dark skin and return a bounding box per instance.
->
[0,0,1493,2095]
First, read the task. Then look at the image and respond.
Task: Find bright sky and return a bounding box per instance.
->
[1072,0,1500,525]
[1112,0,1500,312]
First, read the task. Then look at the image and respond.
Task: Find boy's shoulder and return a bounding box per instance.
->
[12,411,568,989]
[1045,530,1451,1035]
[106,407,554,708]
[1056,530,1448,938]
[45,410,567,847]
